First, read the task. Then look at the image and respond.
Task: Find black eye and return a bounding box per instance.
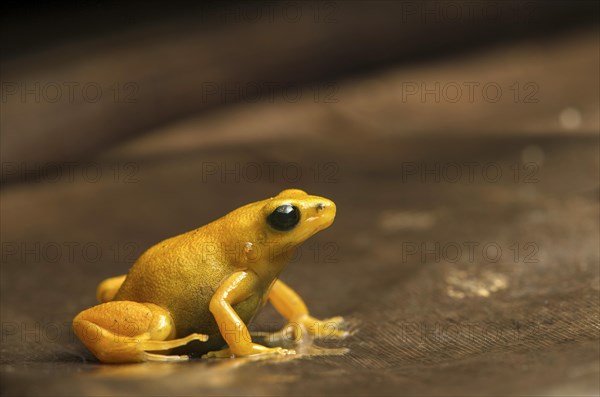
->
[267,205,300,231]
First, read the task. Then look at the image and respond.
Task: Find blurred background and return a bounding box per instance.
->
[1,1,599,396]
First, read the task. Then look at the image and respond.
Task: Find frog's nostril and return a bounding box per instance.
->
[316,203,326,212]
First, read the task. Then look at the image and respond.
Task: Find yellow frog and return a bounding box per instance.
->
[73,189,347,363]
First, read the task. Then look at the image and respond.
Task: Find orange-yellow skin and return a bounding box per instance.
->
[72,189,347,363]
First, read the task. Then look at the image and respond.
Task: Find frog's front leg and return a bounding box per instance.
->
[73,301,208,363]
[268,279,349,341]
[204,271,294,358]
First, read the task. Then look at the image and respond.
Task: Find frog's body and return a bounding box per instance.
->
[73,189,347,363]
[113,221,285,354]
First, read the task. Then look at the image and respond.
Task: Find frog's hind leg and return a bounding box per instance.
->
[73,301,208,363]
[96,275,127,303]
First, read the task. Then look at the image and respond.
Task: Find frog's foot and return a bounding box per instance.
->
[268,280,349,343]
[289,315,350,341]
[73,301,208,363]
[203,343,295,359]
[253,316,349,349]
[96,274,127,303]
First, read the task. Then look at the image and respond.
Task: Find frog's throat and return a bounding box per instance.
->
[248,249,293,282]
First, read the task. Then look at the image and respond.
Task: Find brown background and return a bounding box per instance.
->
[1,1,599,396]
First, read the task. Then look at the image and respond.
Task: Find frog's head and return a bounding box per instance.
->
[260,189,336,249]
[223,189,336,266]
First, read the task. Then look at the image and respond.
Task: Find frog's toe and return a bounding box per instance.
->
[190,332,209,342]
[323,316,350,337]
[323,316,348,328]
[144,352,190,362]
[236,345,296,357]
[324,328,350,339]
[269,347,296,356]
[290,315,350,341]
[202,348,233,359]
[203,345,295,358]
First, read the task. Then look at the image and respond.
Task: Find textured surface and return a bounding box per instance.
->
[2,132,599,395]
[1,2,599,396]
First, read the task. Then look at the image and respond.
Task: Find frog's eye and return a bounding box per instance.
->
[267,205,300,231]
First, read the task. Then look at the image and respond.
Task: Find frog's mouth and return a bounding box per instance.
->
[301,199,336,237]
